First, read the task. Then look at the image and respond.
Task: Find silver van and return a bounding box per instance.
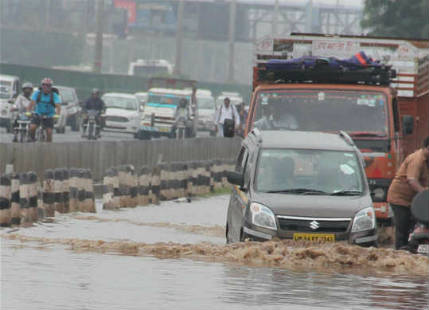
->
[226,129,378,247]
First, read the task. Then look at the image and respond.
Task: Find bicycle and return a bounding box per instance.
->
[31,113,59,142]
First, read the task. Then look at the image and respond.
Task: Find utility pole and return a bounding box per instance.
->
[272,0,279,36]
[93,0,104,73]
[227,0,237,83]
[174,0,185,76]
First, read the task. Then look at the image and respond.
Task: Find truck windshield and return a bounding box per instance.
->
[255,148,364,195]
[253,90,388,135]
[147,94,189,107]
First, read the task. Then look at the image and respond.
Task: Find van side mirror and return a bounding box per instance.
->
[402,115,414,136]
[226,171,244,187]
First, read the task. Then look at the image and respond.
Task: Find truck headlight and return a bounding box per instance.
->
[351,207,376,233]
[249,202,277,230]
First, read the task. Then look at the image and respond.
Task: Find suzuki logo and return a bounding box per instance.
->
[309,220,320,230]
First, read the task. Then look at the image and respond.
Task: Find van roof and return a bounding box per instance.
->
[249,130,356,152]
[0,74,19,82]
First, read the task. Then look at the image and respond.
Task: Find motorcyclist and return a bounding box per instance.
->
[27,78,61,142]
[81,88,105,138]
[12,82,33,142]
[174,98,191,138]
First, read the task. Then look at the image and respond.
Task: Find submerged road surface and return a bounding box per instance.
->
[1,195,428,310]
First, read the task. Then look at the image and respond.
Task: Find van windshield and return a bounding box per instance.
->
[103,96,138,111]
[133,66,169,77]
[253,90,388,135]
[0,81,12,99]
[255,148,364,195]
[198,97,215,110]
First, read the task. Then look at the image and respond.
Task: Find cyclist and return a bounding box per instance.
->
[12,82,33,142]
[28,78,61,142]
[81,88,105,138]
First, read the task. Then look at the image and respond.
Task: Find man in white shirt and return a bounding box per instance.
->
[12,82,33,142]
[214,97,240,137]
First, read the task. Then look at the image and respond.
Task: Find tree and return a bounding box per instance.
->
[361,0,429,39]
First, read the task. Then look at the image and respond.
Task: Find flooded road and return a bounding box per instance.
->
[2,195,428,310]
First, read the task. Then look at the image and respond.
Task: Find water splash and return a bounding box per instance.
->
[4,233,428,277]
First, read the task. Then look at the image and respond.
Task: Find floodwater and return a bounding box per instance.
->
[1,195,428,310]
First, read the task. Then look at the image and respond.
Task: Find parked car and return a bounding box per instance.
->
[56,86,81,131]
[226,129,378,247]
[0,74,20,132]
[102,93,141,136]
[196,89,216,136]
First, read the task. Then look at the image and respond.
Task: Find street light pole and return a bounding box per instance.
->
[174,0,185,76]
[227,0,237,82]
[93,0,104,73]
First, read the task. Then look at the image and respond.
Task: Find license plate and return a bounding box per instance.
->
[293,233,335,242]
[159,127,170,132]
[417,244,429,254]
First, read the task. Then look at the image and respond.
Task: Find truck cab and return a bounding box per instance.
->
[247,34,429,224]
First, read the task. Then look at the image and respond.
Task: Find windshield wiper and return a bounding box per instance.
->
[330,190,362,196]
[266,188,328,195]
[348,131,386,138]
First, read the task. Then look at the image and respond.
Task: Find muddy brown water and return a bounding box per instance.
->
[1,195,428,310]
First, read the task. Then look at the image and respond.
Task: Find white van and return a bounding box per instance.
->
[196,89,216,136]
[0,74,20,132]
[128,59,173,77]
[215,91,243,108]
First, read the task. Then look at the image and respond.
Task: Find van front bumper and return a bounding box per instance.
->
[242,222,377,246]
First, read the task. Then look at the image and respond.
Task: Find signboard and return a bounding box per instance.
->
[114,0,136,24]
[312,40,360,57]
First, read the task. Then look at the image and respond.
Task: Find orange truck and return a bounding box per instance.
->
[246,33,429,225]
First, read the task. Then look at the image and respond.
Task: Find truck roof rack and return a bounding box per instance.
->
[254,57,396,89]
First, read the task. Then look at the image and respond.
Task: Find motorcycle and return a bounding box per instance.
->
[14,113,31,143]
[406,189,429,255]
[82,110,100,140]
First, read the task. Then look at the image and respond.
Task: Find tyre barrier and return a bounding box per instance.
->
[0,167,95,227]
[0,175,11,227]
[102,159,235,210]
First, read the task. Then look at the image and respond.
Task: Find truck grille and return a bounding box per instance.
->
[278,217,351,233]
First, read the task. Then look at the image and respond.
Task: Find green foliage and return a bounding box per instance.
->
[361,0,429,39]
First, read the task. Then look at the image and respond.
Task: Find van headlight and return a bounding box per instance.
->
[371,187,386,202]
[249,202,277,230]
[351,207,376,232]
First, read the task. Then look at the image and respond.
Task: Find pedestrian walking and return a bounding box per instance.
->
[214,97,240,137]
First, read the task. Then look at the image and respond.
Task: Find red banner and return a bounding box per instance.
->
[114,0,136,24]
